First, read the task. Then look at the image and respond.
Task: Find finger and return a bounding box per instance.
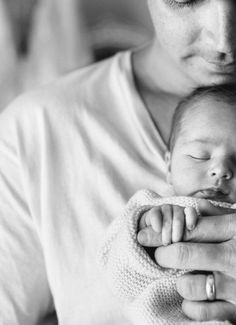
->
[155,242,227,272]
[137,227,163,247]
[184,207,198,231]
[182,300,236,323]
[161,205,173,246]
[149,207,163,233]
[172,206,185,243]
[183,214,236,243]
[177,272,236,304]
[198,199,235,216]
[139,211,149,230]
[177,273,209,301]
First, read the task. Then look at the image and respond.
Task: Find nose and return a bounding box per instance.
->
[209,163,233,181]
[203,0,236,57]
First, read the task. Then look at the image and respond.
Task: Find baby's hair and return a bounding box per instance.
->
[168,83,236,152]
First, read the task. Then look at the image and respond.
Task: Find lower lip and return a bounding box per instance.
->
[199,190,227,200]
[201,190,218,196]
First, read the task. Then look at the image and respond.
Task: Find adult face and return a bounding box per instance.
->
[148,0,236,86]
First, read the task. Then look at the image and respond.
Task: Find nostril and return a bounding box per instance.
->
[210,170,232,179]
[223,173,231,180]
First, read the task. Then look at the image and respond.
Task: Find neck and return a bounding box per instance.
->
[131,39,199,144]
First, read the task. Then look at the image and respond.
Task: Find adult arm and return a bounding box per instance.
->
[138,200,236,323]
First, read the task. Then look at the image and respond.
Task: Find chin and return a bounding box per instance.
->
[190,67,236,87]
[205,75,236,86]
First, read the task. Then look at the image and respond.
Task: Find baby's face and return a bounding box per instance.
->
[167,97,236,203]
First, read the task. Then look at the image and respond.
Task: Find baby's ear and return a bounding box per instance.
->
[165,151,172,184]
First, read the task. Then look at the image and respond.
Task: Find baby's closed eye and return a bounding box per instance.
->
[187,154,210,161]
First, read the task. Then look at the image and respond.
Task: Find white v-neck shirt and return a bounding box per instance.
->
[0,51,172,325]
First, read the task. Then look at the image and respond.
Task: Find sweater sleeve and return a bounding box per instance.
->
[0,101,56,325]
[99,189,232,325]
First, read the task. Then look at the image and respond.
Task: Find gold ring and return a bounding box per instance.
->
[206,274,216,301]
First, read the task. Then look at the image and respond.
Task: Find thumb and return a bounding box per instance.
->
[137,227,163,247]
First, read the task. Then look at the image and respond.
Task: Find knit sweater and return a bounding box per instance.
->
[100,189,235,325]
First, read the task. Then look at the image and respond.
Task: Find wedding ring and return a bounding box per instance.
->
[206,274,216,301]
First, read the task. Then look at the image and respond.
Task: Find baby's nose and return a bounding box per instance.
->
[210,165,233,180]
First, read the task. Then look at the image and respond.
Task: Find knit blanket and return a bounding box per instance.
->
[99,189,236,325]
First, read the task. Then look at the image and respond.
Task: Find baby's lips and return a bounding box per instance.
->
[195,186,233,204]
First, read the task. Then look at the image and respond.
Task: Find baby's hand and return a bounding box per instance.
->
[139,205,198,246]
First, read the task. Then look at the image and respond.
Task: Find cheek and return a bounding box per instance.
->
[231,182,236,201]
[170,160,203,194]
[148,0,199,54]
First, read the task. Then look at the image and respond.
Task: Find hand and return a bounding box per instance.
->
[139,205,198,246]
[138,199,236,323]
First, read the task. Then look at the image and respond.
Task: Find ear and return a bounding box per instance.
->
[165,151,172,184]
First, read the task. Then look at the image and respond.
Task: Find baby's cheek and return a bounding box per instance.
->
[171,170,199,196]
[230,188,236,203]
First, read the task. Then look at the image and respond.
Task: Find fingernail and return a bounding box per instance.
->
[153,226,161,233]
[187,224,195,231]
[137,231,147,244]
[162,239,171,246]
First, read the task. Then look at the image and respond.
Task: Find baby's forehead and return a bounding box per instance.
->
[179,97,236,143]
[182,95,236,122]
[176,85,236,126]
[169,86,236,152]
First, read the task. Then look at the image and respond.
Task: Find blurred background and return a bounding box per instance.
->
[0,0,153,111]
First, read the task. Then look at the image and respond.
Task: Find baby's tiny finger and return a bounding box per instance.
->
[150,208,163,233]
[185,207,198,231]
[161,205,173,246]
[137,227,163,246]
[172,206,185,243]
[139,212,148,229]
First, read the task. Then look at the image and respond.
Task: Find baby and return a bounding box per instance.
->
[100,84,236,325]
[139,84,236,247]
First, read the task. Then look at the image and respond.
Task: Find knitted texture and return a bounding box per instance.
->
[99,189,235,325]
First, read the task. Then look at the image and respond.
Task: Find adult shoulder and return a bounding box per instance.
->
[0,51,131,131]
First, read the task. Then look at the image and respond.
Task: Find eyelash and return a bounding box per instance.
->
[164,0,197,9]
[188,155,209,161]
